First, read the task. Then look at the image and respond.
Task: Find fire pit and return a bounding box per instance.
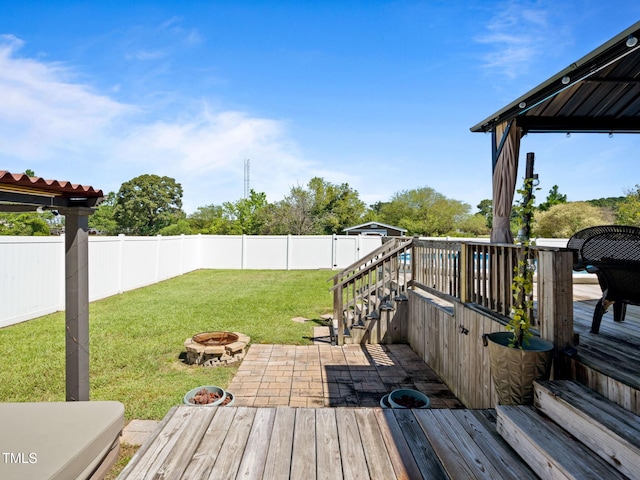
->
[184,331,250,366]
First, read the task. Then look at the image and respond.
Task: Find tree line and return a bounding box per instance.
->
[1,172,639,238]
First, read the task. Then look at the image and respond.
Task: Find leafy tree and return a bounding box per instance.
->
[188,204,238,234]
[223,190,269,235]
[262,178,365,235]
[456,214,491,236]
[306,177,366,234]
[89,192,119,235]
[538,185,567,211]
[377,186,469,236]
[534,202,609,238]
[113,174,184,235]
[588,196,625,210]
[158,219,194,236]
[476,199,493,228]
[264,186,318,235]
[0,212,50,235]
[616,185,640,226]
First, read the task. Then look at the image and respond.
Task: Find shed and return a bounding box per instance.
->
[343,221,407,236]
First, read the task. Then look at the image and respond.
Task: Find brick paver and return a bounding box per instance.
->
[227,341,464,408]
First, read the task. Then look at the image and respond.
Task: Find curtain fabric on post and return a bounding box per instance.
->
[491,120,522,244]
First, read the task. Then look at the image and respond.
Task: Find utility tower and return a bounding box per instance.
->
[244,159,250,198]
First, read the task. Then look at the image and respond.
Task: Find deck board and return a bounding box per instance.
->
[117,406,536,480]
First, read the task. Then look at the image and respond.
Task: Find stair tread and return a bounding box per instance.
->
[535,380,640,478]
[497,405,626,480]
[536,380,640,449]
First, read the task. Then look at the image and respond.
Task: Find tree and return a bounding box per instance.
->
[223,190,269,235]
[89,192,119,235]
[0,212,51,235]
[615,185,640,227]
[113,174,184,235]
[306,177,366,234]
[534,202,609,238]
[377,186,470,236]
[188,204,238,234]
[456,214,491,236]
[476,199,493,228]
[538,185,567,211]
[262,178,365,235]
[265,186,318,235]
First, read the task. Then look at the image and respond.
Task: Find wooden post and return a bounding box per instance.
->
[60,207,92,401]
[334,277,344,346]
[537,248,574,379]
[459,243,470,303]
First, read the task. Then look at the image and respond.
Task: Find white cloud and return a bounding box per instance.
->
[0,36,327,212]
[475,2,564,79]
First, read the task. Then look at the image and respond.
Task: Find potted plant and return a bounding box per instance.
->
[485,177,554,405]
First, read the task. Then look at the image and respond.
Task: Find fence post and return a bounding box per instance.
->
[537,248,574,379]
[241,234,247,269]
[118,234,125,294]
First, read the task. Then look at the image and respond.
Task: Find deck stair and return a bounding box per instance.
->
[496,380,640,479]
[330,237,412,345]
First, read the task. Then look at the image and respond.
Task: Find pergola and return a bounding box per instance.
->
[471,21,640,243]
[0,171,103,401]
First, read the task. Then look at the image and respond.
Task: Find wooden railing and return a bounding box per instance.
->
[411,239,461,299]
[459,242,535,324]
[330,237,574,350]
[330,237,412,345]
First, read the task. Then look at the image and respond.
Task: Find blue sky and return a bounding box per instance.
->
[1,1,639,214]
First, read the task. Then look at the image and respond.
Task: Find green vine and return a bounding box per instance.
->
[507,177,539,349]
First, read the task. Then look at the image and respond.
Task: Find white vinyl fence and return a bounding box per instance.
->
[0,234,382,328]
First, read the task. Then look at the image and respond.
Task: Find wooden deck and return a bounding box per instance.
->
[572,283,640,393]
[117,405,537,480]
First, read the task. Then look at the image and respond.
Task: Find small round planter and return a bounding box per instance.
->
[388,389,430,409]
[184,385,227,406]
[222,391,235,407]
[486,331,554,406]
[379,394,391,409]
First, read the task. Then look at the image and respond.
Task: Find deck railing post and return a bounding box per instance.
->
[459,243,470,303]
[334,277,344,346]
[537,248,574,379]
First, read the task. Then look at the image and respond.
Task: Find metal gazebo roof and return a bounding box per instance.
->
[471,21,640,135]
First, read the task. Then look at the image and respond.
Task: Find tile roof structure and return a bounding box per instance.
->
[0,171,103,209]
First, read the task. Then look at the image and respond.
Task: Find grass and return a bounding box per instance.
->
[0,269,333,420]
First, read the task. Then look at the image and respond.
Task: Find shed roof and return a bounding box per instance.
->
[470,21,640,134]
[0,171,103,211]
[343,221,407,233]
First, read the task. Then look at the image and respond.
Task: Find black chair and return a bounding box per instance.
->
[567,226,640,334]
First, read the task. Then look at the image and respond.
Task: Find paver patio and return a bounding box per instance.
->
[227,342,464,408]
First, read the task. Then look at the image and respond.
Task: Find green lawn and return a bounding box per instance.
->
[0,269,333,420]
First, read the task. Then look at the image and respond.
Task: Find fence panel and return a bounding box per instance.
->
[243,236,289,269]
[0,237,63,327]
[288,236,333,269]
[0,234,384,327]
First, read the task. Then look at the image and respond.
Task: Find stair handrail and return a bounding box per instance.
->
[329,238,413,291]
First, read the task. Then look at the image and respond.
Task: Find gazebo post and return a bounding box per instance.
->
[60,207,93,401]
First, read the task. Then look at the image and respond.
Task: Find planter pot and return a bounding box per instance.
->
[379,394,391,409]
[223,391,235,407]
[486,332,554,406]
[388,389,430,409]
[184,386,226,406]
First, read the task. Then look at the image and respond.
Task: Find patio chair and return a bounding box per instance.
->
[567,225,640,334]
